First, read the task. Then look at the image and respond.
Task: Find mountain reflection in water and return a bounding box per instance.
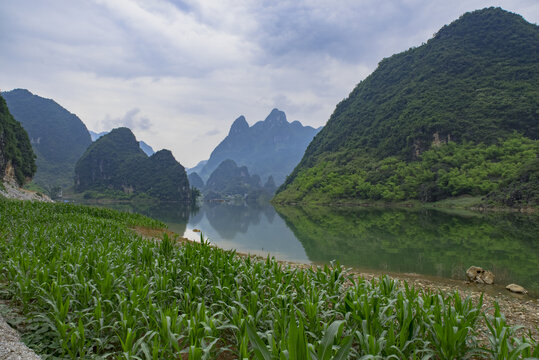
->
[93,200,539,295]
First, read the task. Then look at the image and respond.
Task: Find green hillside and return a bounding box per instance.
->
[0,94,35,185]
[275,8,539,206]
[2,89,92,191]
[75,127,191,202]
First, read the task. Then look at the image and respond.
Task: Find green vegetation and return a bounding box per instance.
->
[75,128,192,202]
[275,135,538,205]
[274,204,539,294]
[277,8,539,205]
[0,198,537,359]
[2,89,92,190]
[0,94,36,185]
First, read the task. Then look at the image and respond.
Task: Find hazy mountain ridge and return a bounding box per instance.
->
[188,172,204,190]
[275,8,539,206]
[199,109,321,185]
[2,89,92,190]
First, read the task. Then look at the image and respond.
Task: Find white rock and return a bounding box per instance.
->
[506,284,528,294]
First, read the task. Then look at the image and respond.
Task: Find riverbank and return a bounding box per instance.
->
[0,178,52,202]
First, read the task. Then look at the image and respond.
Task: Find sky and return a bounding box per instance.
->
[1,0,537,168]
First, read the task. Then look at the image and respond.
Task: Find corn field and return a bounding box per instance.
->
[0,198,537,359]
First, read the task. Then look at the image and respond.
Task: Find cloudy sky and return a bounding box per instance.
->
[1,0,537,167]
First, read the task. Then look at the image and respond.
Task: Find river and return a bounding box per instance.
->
[96,200,539,296]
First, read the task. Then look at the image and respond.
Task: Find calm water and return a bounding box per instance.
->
[97,201,539,295]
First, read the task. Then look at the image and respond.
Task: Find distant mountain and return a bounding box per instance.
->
[138,141,155,156]
[276,8,539,206]
[89,130,155,156]
[187,160,207,175]
[205,159,261,196]
[188,172,204,190]
[89,130,109,141]
[0,94,35,185]
[2,89,92,190]
[199,109,321,185]
[75,127,191,202]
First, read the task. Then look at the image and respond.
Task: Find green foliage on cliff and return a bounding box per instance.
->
[275,135,538,205]
[0,94,36,185]
[2,89,92,189]
[277,8,539,205]
[75,127,191,202]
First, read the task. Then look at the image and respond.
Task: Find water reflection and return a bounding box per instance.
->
[274,205,539,294]
[89,200,539,295]
[100,201,191,234]
[186,202,310,263]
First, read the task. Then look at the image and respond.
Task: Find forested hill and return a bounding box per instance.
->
[275,7,539,206]
[74,127,191,202]
[2,89,92,190]
[0,94,35,185]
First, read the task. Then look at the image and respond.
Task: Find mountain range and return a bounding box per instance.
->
[198,109,321,185]
[2,89,92,191]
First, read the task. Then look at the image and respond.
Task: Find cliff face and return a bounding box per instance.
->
[199,109,321,185]
[75,127,191,202]
[0,94,36,186]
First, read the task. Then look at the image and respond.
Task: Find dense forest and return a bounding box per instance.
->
[276,8,539,206]
[276,135,538,205]
[75,127,192,202]
[0,94,35,185]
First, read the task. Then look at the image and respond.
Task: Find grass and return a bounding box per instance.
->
[0,197,536,359]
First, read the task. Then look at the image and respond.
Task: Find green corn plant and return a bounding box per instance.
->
[0,198,534,360]
[426,292,482,360]
[484,303,534,360]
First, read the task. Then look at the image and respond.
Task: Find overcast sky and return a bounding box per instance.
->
[1,0,537,167]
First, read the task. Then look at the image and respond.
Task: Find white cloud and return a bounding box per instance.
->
[102,108,152,131]
[1,0,537,167]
